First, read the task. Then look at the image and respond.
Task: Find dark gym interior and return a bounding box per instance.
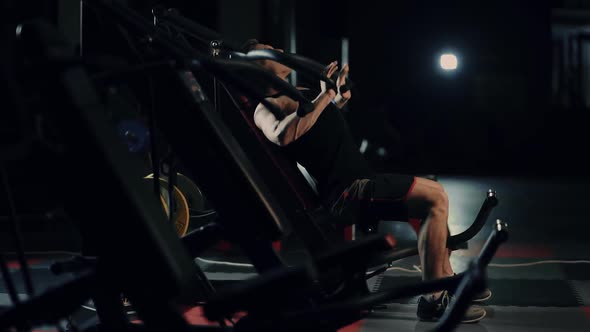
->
[1,0,590,331]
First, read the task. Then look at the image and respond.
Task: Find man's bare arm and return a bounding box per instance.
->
[254,90,336,146]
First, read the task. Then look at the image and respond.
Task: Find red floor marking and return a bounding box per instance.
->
[583,307,590,320]
[182,306,247,326]
[494,244,554,258]
[338,320,365,332]
[215,240,233,251]
[134,307,364,330]
[180,306,363,330]
[459,242,554,259]
[6,259,42,269]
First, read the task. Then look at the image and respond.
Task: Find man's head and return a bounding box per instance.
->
[240,39,292,79]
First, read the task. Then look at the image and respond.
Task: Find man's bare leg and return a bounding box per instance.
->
[411,178,450,299]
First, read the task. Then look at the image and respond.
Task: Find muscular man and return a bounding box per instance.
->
[243,39,489,323]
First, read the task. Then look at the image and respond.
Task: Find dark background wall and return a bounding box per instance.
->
[346,0,553,175]
[166,0,583,177]
[316,0,587,177]
[6,0,574,177]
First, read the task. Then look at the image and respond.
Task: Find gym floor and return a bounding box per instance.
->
[2,175,590,331]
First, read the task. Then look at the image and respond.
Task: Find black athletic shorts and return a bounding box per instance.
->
[330,173,417,224]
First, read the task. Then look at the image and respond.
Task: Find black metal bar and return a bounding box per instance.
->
[0,59,33,162]
[155,8,350,91]
[364,265,388,280]
[91,270,128,332]
[448,189,499,247]
[366,247,418,270]
[434,262,485,332]
[0,273,95,330]
[234,220,508,330]
[0,252,20,305]
[434,220,509,332]
[204,265,317,322]
[0,163,35,296]
[226,50,337,91]
[49,256,96,276]
[313,233,395,269]
[199,57,313,109]
[16,13,208,307]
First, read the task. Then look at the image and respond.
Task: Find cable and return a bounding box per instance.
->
[1,163,35,296]
[382,260,590,273]
[196,257,254,268]
[489,260,590,268]
[199,257,422,273]
[381,265,422,274]
[384,267,420,273]
[189,210,217,218]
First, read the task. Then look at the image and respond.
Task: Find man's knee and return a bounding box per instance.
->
[429,189,449,218]
[433,188,448,209]
[407,189,448,220]
[434,181,445,193]
[423,177,445,193]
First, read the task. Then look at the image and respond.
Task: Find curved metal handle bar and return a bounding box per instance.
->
[387,189,498,258]
[156,7,332,78]
[238,50,326,76]
[373,189,499,264]
[478,219,509,267]
[155,7,353,94]
[193,57,314,116]
[208,58,312,104]
[231,49,339,91]
[286,52,329,73]
[447,189,499,248]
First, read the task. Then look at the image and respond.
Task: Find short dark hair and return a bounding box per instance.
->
[240,38,259,53]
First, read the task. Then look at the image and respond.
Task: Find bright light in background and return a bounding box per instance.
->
[439,53,458,71]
